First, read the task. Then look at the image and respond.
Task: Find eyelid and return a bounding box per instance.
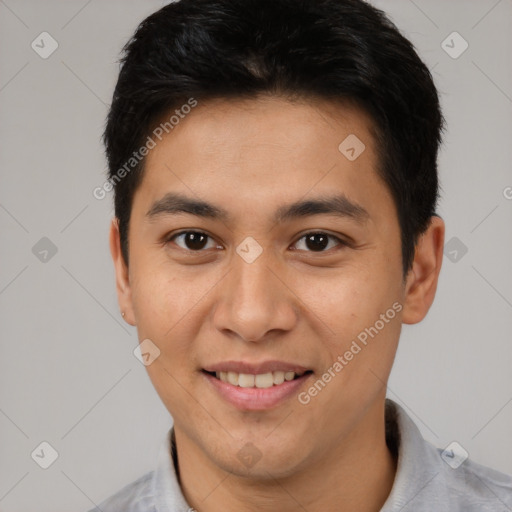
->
[165,229,209,241]
[165,229,221,250]
[291,231,349,252]
[164,229,350,253]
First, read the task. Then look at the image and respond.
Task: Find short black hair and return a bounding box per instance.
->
[103,0,444,276]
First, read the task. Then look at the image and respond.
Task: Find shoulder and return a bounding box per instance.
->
[86,471,156,512]
[434,447,512,511]
[383,400,512,511]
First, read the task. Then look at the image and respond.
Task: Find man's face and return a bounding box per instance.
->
[118,96,409,476]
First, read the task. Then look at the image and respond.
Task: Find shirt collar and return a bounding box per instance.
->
[151,399,446,512]
[151,428,191,512]
[381,398,448,511]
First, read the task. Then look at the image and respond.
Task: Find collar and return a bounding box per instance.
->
[151,399,450,511]
[381,398,448,511]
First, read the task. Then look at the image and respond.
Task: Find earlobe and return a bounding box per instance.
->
[109,218,136,326]
[402,216,445,325]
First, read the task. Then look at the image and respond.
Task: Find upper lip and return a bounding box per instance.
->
[203,360,310,375]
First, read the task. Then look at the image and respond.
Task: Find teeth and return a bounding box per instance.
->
[227,371,239,386]
[255,373,273,388]
[273,371,285,385]
[213,370,304,388]
[238,374,255,388]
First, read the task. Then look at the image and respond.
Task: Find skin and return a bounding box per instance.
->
[110,95,445,512]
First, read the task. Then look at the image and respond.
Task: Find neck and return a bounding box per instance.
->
[174,399,397,512]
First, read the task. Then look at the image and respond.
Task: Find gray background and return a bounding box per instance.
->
[1,0,511,510]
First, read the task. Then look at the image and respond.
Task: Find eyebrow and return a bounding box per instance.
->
[146,192,369,225]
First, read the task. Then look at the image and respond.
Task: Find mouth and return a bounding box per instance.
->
[201,363,313,410]
[203,369,312,389]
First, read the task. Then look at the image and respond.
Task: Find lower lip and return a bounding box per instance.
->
[203,371,312,411]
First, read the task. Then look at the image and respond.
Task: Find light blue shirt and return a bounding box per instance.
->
[89,399,512,511]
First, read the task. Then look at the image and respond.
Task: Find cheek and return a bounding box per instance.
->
[130,265,205,411]
[129,257,216,359]
[129,256,189,347]
[295,261,396,333]
[131,273,175,332]
[299,260,403,378]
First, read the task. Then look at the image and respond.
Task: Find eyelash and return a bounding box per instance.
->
[165,230,348,253]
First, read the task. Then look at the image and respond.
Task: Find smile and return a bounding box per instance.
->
[208,370,308,388]
[202,362,313,410]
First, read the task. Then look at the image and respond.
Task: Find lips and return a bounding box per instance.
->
[203,361,310,388]
[202,360,313,410]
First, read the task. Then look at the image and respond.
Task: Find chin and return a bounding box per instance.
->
[203,427,310,479]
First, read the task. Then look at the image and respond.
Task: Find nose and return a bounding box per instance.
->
[212,254,298,343]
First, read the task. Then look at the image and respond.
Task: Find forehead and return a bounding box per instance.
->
[149,95,376,162]
[134,96,394,225]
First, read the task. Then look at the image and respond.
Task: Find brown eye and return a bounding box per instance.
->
[170,231,217,251]
[293,232,345,252]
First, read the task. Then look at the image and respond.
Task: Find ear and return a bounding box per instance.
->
[402,216,445,324]
[109,218,136,326]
